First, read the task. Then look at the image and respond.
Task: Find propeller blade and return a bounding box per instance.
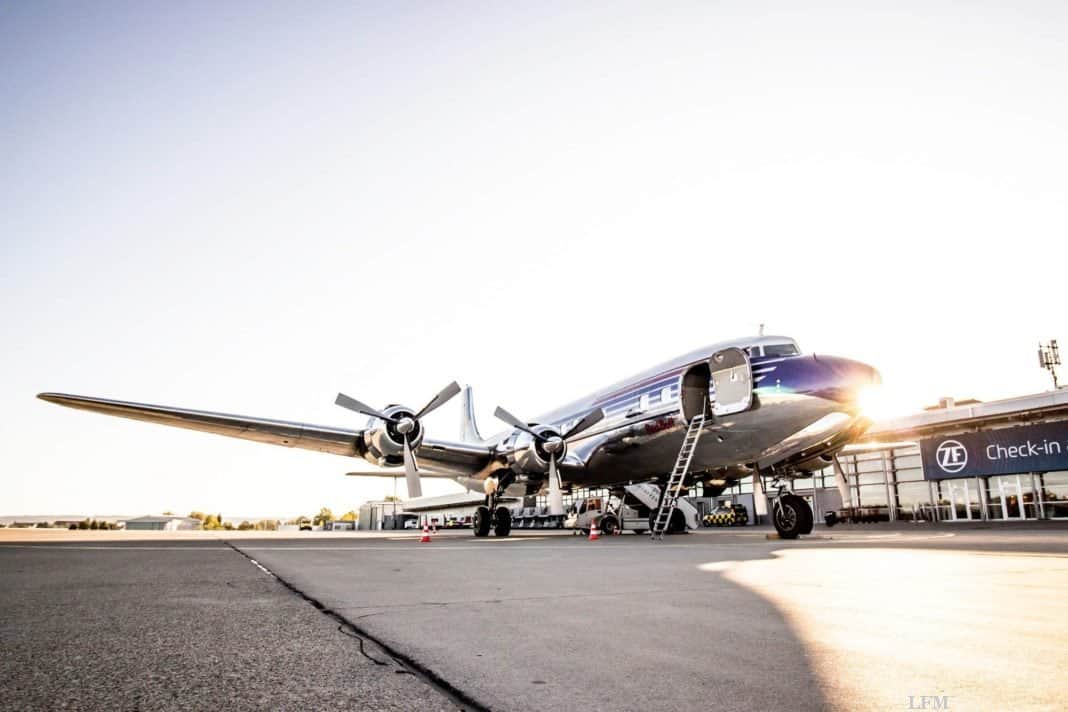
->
[547,454,564,516]
[415,381,462,420]
[562,408,604,440]
[335,393,391,421]
[402,435,422,499]
[493,406,544,439]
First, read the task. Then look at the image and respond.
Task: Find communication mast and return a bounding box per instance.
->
[1038,340,1061,390]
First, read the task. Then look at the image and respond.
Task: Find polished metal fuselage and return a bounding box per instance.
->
[485,336,879,492]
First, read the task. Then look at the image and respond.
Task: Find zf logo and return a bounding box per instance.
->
[935,440,968,474]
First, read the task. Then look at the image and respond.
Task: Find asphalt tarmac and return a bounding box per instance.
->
[0,541,460,711]
[4,525,1067,711]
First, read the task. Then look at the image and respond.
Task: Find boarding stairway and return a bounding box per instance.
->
[651,407,706,540]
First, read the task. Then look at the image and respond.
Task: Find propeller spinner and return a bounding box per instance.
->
[335,381,461,498]
[493,405,604,516]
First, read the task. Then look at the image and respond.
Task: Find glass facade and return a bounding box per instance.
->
[1039,471,1068,518]
[741,444,1068,523]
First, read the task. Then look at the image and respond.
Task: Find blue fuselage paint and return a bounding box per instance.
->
[522,339,878,486]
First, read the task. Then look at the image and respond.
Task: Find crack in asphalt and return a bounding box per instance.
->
[224,542,488,712]
[335,623,390,666]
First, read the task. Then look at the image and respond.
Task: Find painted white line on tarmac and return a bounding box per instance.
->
[820,533,957,543]
[248,558,276,577]
[0,550,233,555]
[234,550,713,555]
[379,538,553,543]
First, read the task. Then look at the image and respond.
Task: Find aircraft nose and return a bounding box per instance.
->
[813,355,881,406]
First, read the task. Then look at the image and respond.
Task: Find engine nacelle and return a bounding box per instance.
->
[794,452,836,474]
[361,404,424,466]
[508,425,562,474]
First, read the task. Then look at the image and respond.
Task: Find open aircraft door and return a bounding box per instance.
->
[710,347,753,417]
[679,346,754,422]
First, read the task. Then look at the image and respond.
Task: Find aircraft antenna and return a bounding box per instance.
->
[1039,339,1061,390]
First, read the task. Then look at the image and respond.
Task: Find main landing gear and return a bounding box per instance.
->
[770,479,813,540]
[473,503,512,537]
[474,473,515,537]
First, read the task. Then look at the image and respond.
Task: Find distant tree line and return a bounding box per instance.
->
[282,508,358,526]
[187,512,280,531]
[7,508,362,532]
[68,519,121,530]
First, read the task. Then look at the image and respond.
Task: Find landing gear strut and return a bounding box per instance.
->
[770,479,813,539]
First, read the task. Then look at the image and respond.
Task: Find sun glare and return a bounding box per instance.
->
[856,384,917,422]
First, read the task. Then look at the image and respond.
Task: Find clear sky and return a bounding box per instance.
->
[3,1,1066,518]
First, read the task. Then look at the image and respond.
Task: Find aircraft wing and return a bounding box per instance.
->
[755,413,872,471]
[38,392,362,456]
[36,393,496,477]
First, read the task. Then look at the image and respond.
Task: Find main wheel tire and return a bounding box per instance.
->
[793,496,814,535]
[600,516,619,535]
[493,507,512,537]
[772,496,805,539]
[647,509,686,534]
[473,506,491,537]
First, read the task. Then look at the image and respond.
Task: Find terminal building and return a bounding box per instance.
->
[713,389,1068,524]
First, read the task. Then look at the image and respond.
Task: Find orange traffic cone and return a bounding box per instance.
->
[588,520,600,541]
[421,524,431,543]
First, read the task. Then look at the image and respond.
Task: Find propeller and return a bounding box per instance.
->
[492,405,604,515]
[334,381,461,499]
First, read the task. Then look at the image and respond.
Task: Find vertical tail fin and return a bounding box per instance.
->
[459,385,484,443]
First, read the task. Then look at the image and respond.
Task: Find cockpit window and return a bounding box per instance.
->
[763,343,799,358]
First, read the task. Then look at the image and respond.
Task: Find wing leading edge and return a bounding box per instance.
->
[36,392,498,477]
[37,392,361,456]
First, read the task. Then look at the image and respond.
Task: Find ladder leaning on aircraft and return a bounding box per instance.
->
[651,404,706,540]
[37,333,880,540]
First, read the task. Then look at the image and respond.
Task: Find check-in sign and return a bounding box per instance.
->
[919,420,1068,479]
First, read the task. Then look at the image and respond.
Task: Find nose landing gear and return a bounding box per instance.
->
[770,479,813,539]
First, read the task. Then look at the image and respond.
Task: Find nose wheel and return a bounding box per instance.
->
[771,485,813,539]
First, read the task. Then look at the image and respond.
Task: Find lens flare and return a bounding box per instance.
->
[856,383,912,422]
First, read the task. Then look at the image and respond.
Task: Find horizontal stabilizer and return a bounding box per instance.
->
[345,470,457,478]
